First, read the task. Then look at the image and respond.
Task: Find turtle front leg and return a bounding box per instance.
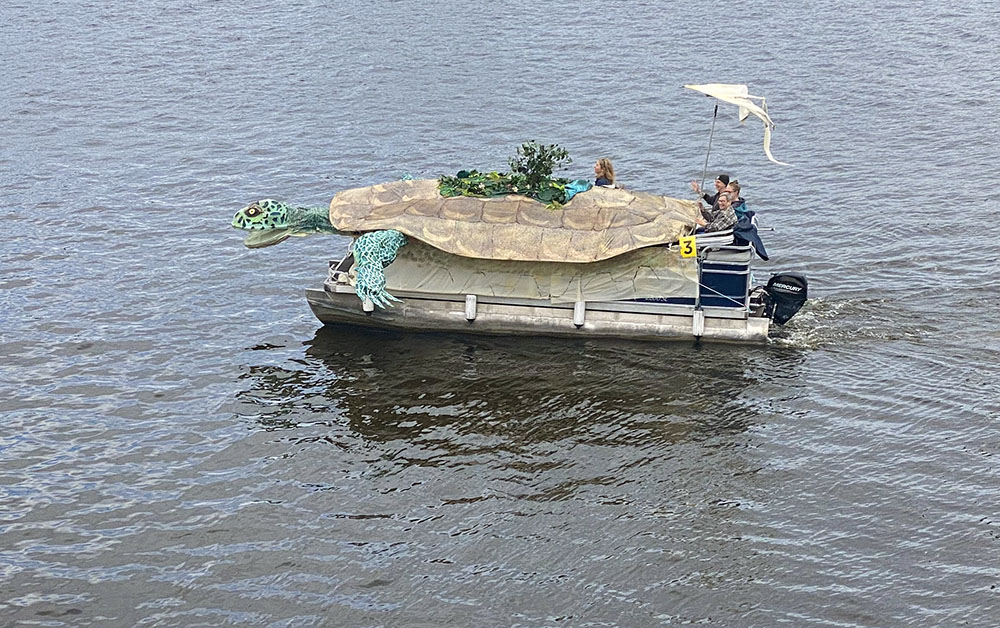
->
[354,263,402,308]
[351,230,408,309]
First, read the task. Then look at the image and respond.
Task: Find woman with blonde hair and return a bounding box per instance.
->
[593,158,615,187]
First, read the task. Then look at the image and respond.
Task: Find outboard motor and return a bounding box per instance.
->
[764,273,808,325]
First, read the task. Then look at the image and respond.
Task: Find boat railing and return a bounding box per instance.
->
[324,244,755,317]
[695,245,754,311]
[327,254,355,285]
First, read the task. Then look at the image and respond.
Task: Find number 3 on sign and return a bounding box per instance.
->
[679,235,697,258]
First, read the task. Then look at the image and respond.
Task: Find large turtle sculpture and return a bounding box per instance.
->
[233,178,701,308]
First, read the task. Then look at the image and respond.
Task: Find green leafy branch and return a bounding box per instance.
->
[439,142,572,208]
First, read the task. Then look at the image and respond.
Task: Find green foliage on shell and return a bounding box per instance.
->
[508,141,571,191]
[438,142,572,208]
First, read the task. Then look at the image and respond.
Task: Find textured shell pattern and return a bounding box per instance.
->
[329,179,700,263]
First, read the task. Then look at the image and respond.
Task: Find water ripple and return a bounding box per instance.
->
[4,0,1000,625]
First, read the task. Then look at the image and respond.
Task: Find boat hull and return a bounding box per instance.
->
[305,286,770,343]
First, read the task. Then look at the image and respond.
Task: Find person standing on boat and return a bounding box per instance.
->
[594,158,616,187]
[690,173,730,208]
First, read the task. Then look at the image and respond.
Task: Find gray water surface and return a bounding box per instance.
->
[3,1,1000,626]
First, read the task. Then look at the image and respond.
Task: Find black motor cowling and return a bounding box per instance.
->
[764,273,808,325]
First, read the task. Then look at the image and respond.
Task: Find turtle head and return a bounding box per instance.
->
[233,200,294,248]
[233,199,291,230]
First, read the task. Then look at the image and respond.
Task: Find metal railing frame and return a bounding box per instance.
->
[694,245,754,311]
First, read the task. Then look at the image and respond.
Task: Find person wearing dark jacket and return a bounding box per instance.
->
[689,173,730,208]
[725,181,749,220]
[593,158,616,187]
[733,210,768,260]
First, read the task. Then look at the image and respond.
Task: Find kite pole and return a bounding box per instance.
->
[699,104,719,194]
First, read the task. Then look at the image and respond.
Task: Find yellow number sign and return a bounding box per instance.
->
[679,235,697,258]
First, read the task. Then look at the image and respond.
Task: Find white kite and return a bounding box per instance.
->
[684,83,788,166]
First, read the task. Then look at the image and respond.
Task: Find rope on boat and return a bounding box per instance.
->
[695,280,751,310]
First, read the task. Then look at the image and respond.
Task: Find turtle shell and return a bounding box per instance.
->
[329,179,700,263]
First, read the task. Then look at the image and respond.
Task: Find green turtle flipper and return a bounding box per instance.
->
[351,230,408,308]
[355,266,401,308]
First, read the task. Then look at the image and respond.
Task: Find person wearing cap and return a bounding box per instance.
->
[689,174,730,208]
